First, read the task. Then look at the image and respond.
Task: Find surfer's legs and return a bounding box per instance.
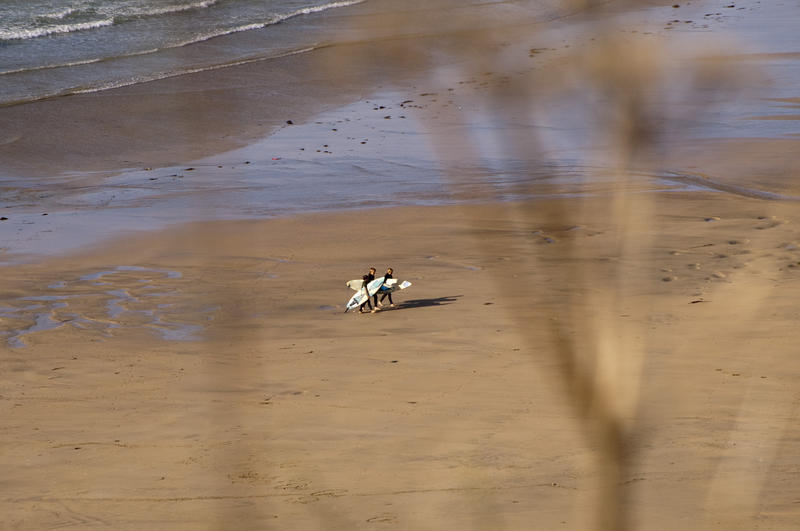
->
[358,291,372,313]
[380,292,393,306]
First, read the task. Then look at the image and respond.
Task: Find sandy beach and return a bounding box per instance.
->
[3,194,800,530]
[2,0,799,529]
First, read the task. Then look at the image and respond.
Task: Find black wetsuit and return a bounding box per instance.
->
[367,272,378,308]
[380,272,394,305]
[359,274,373,312]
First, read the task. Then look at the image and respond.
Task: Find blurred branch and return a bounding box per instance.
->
[329,1,772,529]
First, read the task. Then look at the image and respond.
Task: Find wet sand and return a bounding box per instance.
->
[2,0,800,529]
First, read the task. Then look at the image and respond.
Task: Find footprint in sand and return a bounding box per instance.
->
[367,513,399,523]
[755,216,786,230]
[275,479,310,491]
[311,489,348,497]
[292,489,349,504]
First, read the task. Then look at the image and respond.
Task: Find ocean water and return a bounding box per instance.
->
[0,0,364,106]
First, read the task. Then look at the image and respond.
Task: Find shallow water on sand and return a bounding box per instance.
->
[0,265,213,348]
[0,91,715,264]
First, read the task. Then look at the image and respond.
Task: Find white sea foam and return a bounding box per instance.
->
[69,46,318,97]
[0,0,357,43]
[40,7,80,20]
[0,1,217,42]
[1,0,362,76]
[0,0,365,105]
[111,0,219,19]
[167,0,366,48]
[0,50,161,77]
[0,18,114,41]
[281,0,366,19]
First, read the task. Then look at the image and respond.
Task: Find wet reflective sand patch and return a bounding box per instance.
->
[0,266,215,348]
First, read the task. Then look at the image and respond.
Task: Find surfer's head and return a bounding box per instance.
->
[386,268,393,274]
[369,267,376,274]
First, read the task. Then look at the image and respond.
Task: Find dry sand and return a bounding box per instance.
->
[2,0,800,529]
[3,192,799,530]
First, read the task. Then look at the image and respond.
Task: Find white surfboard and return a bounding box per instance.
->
[348,278,399,291]
[378,280,411,294]
[345,276,385,312]
[346,278,364,290]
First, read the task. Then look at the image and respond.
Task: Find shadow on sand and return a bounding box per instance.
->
[391,295,461,310]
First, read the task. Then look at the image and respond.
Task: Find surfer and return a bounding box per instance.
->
[366,267,379,311]
[358,274,374,314]
[378,267,395,307]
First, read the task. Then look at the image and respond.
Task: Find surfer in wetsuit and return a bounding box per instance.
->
[358,274,373,313]
[379,267,395,307]
[366,267,379,311]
